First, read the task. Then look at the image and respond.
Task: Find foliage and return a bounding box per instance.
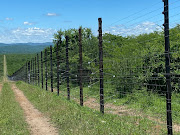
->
[6,54,36,76]
[9,25,180,96]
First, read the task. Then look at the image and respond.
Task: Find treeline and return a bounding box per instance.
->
[49,25,180,96]
[9,25,180,97]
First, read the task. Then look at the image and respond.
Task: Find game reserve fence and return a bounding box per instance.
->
[8,0,180,134]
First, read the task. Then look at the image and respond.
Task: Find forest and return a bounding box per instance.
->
[37,24,180,97]
[7,25,180,97]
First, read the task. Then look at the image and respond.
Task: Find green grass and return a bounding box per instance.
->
[0,83,30,135]
[57,83,180,134]
[16,81,167,135]
[106,90,167,121]
[103,90,180,126]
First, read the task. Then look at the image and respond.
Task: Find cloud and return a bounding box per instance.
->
[46,13,59,16]
[0,27,57,43]
[24,21,34,25]
[5,18,13,21]
[104,21,163,36]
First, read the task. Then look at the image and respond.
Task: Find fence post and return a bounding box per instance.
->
[28,61,30,84]
[31,59,33,84]
[33,58,35,85]
[79,28,83,106]
[98,18,104,114]
[50,45,53,92]
[23,64,25,81]
[163,0,173,134]
[37,54,40,86]
[45,49,48,91]
[35,56,37,85]
[66,36,70,100]
[26,62,28,83]
[32,58,34,85]
[41,51,44,89]
[56,40,60,96]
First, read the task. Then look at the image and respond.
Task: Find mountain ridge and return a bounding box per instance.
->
[0,43,53,54]
[0,42,53,46]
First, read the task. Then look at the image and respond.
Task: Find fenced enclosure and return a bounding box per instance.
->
[8,0,180,134]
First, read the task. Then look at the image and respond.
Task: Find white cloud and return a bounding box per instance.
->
[104,21,163,36]
[5,18,13,21]
[46,13,59,16]
[0,27,56,43]
[24,21,34,25]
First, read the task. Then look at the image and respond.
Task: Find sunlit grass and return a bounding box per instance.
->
[0,83,30,135]
[16,81,167,135]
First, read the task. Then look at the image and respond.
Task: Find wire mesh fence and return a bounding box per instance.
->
[8,0,180,134]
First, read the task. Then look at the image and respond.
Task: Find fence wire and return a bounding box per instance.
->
[8,0,180,134]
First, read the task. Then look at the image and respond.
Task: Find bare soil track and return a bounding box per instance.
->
[11,84,58,135]
[2,55,58,135]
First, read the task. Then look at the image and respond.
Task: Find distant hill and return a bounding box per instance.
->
[0,43,53,54]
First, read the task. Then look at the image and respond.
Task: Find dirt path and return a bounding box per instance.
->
[11,84,58,135]
[3,55,58,135]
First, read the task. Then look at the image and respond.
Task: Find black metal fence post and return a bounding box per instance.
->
[28,61,30,84]
[41,51,43,89]
[50,45,53,92]
[33,58,35,85]
[26,62,28,83]
[98,18,104,114]
[45,49,48,91]
[163,0,173,134]
[79,28,83,106]
[31,59,33,84]
[66,36,70,100]
[56,41,60,96]
[37,54,40,86]
[23,64,25,81]
[35,56,37,85]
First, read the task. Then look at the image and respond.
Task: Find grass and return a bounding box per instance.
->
[104,90,180,126]
[55,82,180,134]
[0,82,30,135]
[16,81,167,135]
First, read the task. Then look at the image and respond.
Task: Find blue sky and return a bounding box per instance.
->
[0,0,180,43]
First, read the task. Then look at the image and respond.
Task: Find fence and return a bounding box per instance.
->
[8,0,180,134]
